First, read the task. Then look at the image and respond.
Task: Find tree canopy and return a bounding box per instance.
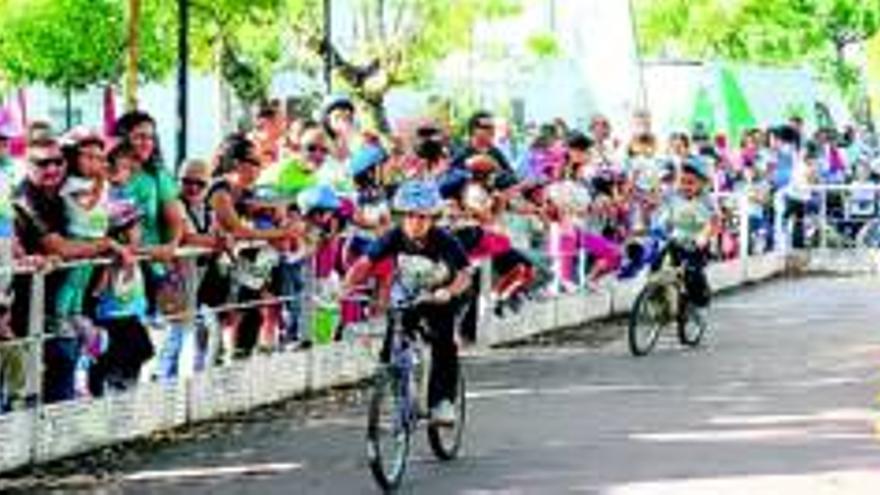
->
[635,0,880,107]
[282,0,521,129]
[0,0,174,91]
[0,0,523,128]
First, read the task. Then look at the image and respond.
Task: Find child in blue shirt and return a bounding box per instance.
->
[89,200,154,394]
[652,157,719,308]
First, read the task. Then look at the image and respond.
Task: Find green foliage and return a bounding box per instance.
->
[525,32,561,60]
[635,0,880,108]
[282,0,520,122]
[185,0,283,105]
[138,0,178,82]
[0,0,122,89]
[0,0,175,90]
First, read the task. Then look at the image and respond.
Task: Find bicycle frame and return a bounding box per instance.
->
[386,307,433,430]
[646,247,688,318]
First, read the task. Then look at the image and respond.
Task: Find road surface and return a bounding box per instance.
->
[6,276,880,494]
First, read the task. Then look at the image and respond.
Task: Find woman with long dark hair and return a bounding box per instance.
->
[113,111,186,256]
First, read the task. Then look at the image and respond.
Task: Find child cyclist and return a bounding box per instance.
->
[344,180,471,426]
[652,156,720,312]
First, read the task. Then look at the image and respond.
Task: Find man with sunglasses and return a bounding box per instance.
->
[258,122,330,198]
[451,111,513,176]
[12,137,130,403]
[344,180,471,426]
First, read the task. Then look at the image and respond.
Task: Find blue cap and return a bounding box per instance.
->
[251,184,290,204]
[349,144,388,178]
[682,155,709,180]
[297,184,341,213]
[392,180,443,214]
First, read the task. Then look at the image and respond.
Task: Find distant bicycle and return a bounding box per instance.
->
[628,242,708,356]
[366,292,467,491]
[856,218,880,248]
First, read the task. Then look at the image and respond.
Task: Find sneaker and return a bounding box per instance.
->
[508,292,525,314]
[430,400,457,427]
[693,306,709,325]
[618,259,644,280]
[585,280,603,293]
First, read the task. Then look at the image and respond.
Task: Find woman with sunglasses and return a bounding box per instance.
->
[344,180,471,426]
[207,137,299,357]
[178,158,234,252]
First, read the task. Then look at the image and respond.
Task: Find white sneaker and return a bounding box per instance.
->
[694,307,709,325]
[430,400,457,427]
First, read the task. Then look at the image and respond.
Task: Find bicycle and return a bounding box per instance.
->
[366,292,467,492]
[628,242,708,356]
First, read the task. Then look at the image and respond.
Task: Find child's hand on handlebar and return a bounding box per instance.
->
[431,287,452,304]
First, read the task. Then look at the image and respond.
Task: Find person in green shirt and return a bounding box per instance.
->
[113,111,186,311]
[258,122,331,199]
[113,111,185,253]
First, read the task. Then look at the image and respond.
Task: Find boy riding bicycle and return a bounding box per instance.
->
[652,156,720,311]
[344,180,471,426]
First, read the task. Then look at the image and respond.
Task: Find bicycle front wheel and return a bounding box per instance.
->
[678,300,707,347]
[367,366,412,491]
[628,283,669,356]
[428,372,466,461]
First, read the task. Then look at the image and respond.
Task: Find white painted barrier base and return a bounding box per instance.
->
[804,249,880,275]
[0,253,790,474]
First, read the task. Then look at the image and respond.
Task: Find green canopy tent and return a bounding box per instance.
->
[719,65,757,142]
[689,65,757,142]
[690,85,716,135]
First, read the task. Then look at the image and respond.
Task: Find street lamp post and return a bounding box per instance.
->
[323,0,333,93]
[176,0,189,171]
[627,0,649,110]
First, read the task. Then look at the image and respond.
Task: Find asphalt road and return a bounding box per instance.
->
[9,276,880,494]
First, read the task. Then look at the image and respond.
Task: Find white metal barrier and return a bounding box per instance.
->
[771,184,880,273]
[0,191,805,473]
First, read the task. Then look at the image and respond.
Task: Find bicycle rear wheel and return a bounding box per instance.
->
[427,372,466,461]
[628,283,669,356]
[367,366,412,491]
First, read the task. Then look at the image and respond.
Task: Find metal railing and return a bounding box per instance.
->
[0,189,784,416]
[0,196,799,473]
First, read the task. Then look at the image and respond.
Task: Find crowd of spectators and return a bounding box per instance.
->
[0,95,877,414]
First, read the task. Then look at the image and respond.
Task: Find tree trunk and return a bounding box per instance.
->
[126,0,141,111]
[364,94,391,134]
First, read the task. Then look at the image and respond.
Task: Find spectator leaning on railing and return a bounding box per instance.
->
[12,136,130,403]
[112,111,186,307]
[207,136,300,357]
[1,94,877,414]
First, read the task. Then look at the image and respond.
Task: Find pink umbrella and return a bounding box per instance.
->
[0,89,27,156]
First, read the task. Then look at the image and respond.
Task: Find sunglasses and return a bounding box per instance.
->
[31,157,65,169]
[182,177,207,189]
[475,122,494,131]
[305,143,328,154]
[130,131,155,142]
